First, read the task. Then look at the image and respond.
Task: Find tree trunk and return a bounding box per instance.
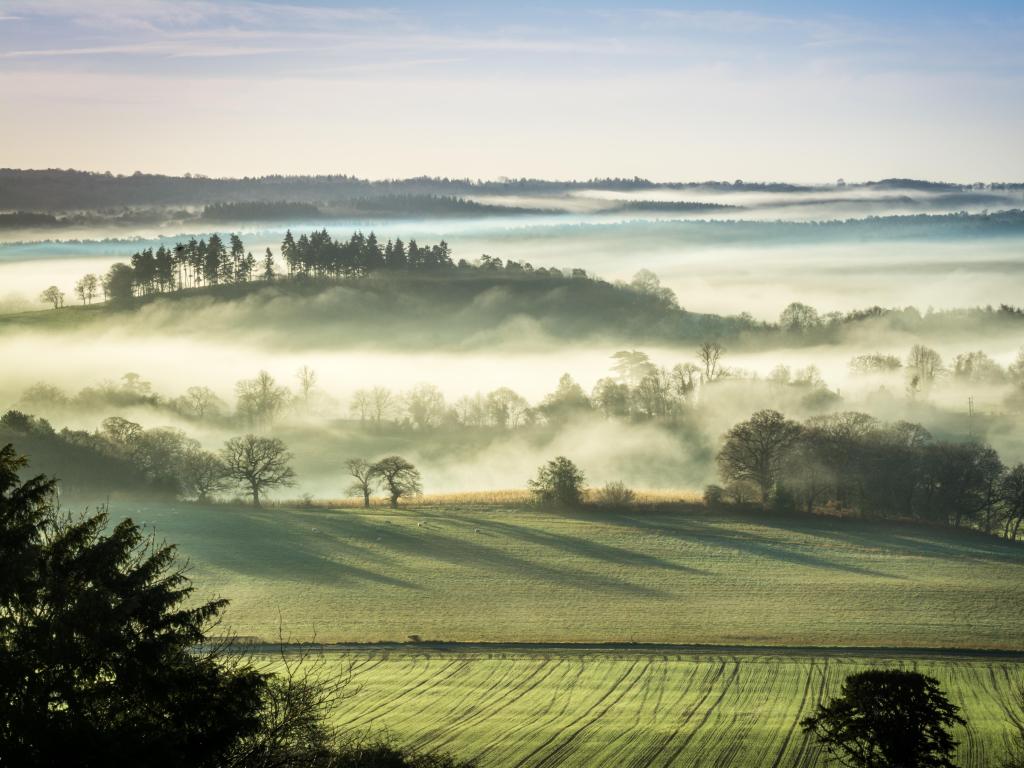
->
[252,485,261,507]
[390,493,398,509]
[363,490,370,508]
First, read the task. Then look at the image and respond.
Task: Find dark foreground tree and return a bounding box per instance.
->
[0,443,266,768]
[528,456,586,508]
[801,670,966,768]
[1,443,477,768]
[370,456,422,508]
[221,434,297,506]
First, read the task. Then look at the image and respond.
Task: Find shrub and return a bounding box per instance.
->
[528,456,585,508]
[703,484,725,507]
[594,481,635,506]
[333,739,476,768]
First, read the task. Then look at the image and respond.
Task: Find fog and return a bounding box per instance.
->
[2,322,1022,498]
[2,194,1023,501]
[4,212,1022,320]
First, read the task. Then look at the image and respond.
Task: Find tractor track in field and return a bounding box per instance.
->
[632,659,729,768]
[388,656,522,739]
[471,657,586,763]
[517,658,650,768]
[406,657,552,751]
[658,658,742,767]
[769,658,816,768]
[338,657,471,729]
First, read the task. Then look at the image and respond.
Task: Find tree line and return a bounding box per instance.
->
[14,337,1024,440]
[714,409,1024,537]
[0,410,294,506]
[54,229,598,305]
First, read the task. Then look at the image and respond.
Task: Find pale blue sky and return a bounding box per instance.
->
[1,1,1021,180]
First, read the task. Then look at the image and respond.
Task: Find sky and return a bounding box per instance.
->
[0,0,1022,181]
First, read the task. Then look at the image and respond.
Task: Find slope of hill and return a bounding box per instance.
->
[112,501,1024,649]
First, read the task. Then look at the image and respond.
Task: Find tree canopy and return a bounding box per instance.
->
[801,669,965,768]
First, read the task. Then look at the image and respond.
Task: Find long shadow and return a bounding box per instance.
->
[131,505,419,590]
[316,511,668,598]
[739,513,1024,567]
[584,511,899,579]
[440,512,704,574]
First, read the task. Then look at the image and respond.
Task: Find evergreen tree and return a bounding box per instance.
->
[204,235,225,286]
[0,444,266,767]
[262,247,275,281]
[228,233,245,283]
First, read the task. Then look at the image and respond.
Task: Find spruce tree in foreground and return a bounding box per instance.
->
[0,443,476,768]
[0,443,265,767]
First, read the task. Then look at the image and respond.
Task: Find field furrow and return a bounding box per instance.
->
[323,650,1024,768]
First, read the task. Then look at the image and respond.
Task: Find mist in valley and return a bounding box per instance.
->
[2,180,1024,504]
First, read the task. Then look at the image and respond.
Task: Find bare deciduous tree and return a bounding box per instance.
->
[697,341,724,382]
[221,435,296,506]
[370,456,422,508]
[345,458,376,508]
[39,285,65,310]
[296,366,317,407]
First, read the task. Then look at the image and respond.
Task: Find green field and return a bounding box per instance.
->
[115,501,1024,649]
[305,648,1022,768]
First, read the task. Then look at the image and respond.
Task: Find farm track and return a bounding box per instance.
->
[313,647,1024,768]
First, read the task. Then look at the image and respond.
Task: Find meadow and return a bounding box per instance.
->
[300,648,1024,768]
[114,501,1024,649]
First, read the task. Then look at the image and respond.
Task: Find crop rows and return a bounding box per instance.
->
[326,652,1024,768]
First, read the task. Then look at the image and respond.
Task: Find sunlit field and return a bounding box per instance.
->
[269,649,1023,768]
[113,501,1024,649]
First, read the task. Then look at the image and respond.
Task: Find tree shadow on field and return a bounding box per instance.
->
[740,514,1024,567]
[590,512,899,579]
[316,511,668,598]
[440,512,706,575]
[163,506,419,590]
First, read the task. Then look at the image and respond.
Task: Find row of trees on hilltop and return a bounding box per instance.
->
[58,229,594,304]
[715,409,1024,536]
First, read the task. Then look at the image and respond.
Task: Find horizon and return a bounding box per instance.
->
[4,167,1023,186]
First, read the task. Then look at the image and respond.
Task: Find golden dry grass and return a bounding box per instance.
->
[276,488,703,509]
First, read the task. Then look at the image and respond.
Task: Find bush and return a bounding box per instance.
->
[724,480,758,504]
[703,484,725,507]
[528,456,585,508]
[770,485,799,514]
[594,481,635,506]
[332,740,476,768]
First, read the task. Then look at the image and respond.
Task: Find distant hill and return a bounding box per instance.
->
[4,168,1018,213]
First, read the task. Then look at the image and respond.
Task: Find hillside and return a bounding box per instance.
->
[0,271,746,347]
[112,501,1024,649]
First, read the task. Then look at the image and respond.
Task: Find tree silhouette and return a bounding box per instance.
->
[0,443,265,766]
[370,456,422,508]
[801,670,965,768]
[220,435,296,506]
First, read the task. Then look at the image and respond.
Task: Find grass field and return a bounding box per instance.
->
[112,501,1024,649]
[296,648,1023,768]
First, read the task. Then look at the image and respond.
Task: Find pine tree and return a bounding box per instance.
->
[262,247,276,281]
